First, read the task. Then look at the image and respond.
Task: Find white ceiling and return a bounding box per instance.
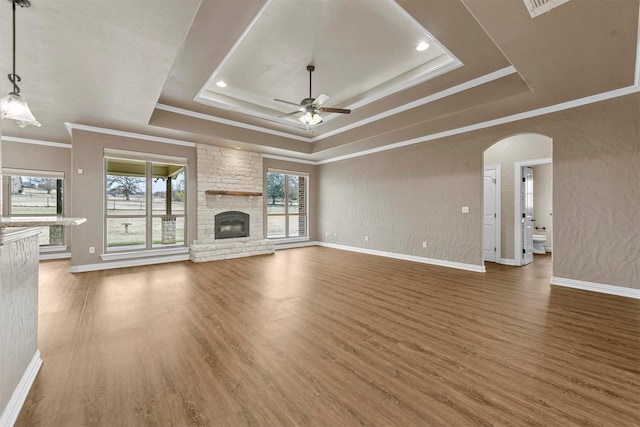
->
[0,0,200,136]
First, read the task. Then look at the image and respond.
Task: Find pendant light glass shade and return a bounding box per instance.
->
[2,0,40,128]
[1,92,41,127]
[298,111,323,126]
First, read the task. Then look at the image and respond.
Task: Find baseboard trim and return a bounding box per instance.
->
[101,246,189,261]
[39,252,71,261]
[318,242,485,273]
[70,254,190,273]
[275,240,319,250]
[0,351,43,427]
[551,276,640,299]
[499,258,516,266]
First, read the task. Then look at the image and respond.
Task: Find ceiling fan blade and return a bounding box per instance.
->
[274,98,301,107]
[318,107,351,114]
[313,93,330,106]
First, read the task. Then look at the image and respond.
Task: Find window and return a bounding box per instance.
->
[105,153,186,251]
[4,170,65,246]
[267,170,308,239]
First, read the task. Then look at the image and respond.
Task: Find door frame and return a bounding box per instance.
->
[513,158,551,266]
[483,164,501,264]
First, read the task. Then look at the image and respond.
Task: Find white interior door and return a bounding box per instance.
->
[483,168,497,262]
[522,167,534,265]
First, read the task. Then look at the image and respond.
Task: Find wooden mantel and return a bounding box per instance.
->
[205,190,262,197]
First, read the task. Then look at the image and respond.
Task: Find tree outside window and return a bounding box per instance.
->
[267,171,307,238]
[4,173,64,246]
[105,158,186,251]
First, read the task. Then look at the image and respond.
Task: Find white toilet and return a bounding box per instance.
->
[533,234,547,254]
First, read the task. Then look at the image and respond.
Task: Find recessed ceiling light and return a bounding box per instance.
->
[416,41,430,51]
[216,80,227,88]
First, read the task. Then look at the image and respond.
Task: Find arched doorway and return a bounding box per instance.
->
[483,133,553,267]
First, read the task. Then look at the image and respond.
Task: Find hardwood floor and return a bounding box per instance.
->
[16,248,640,426]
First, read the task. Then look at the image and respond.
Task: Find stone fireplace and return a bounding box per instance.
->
[190,145,275,262]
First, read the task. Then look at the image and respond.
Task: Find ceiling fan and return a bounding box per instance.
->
[274,65,351,126]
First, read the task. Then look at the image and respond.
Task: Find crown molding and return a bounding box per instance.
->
[64,123,196,147]
[154,104,312,143]
[309,66,516,142]
[1,136,70,148]
[158,66,517,145]
[52,81,639,168]
[317,84,640,164]
[262,154,317,165]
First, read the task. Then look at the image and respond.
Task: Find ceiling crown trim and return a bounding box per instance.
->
[157,66,518,144]
[1,136,70,149]
[64,123,197,147]
[316,84,640,164]
[154,104,312,142]
[309,66,518,142]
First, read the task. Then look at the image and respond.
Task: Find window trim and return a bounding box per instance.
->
[3,169,66,247]
[104,155,187,253]
[3,168,65,179]
[266,169,309,240]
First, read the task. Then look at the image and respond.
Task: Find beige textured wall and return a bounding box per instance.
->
[2,141,71,175]
[483,134,552,260]
[532,163,553,250]
[318,139,482,266]
[263,158,318,241]
[318,93,639,288]
[70,130,197,267]
[2,141,73,252]
[551,97,639,287]
[2,142,72,216]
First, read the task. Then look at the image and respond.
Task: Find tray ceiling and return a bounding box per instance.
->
[1,0,638,162]
[195,0,461,130]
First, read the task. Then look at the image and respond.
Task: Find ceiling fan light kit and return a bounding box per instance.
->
[274,64,351,127]
[0,0,41,128]
[299,111,323,126]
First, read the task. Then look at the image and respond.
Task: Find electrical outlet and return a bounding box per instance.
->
[422,241,427,248]
[461,206,470,213]
[89,246,95,254]
[365,235,369,242]
[334,233,337,237]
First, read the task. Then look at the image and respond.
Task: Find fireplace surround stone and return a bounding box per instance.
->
[190,145,274,262]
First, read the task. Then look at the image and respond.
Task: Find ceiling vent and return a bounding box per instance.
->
[522,0,570,18]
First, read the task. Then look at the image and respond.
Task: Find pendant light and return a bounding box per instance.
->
[0,0,40,128]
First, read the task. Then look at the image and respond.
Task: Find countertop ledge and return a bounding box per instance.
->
[0,217,87,228]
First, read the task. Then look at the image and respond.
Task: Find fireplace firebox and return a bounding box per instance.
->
[215,211,249,239]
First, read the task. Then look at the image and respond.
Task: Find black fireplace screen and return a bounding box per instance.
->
[215,211,249,239]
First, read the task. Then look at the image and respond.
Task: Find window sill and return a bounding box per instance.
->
[101,246,189,261]
[40,245,68,253]
[269,236,310,245]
